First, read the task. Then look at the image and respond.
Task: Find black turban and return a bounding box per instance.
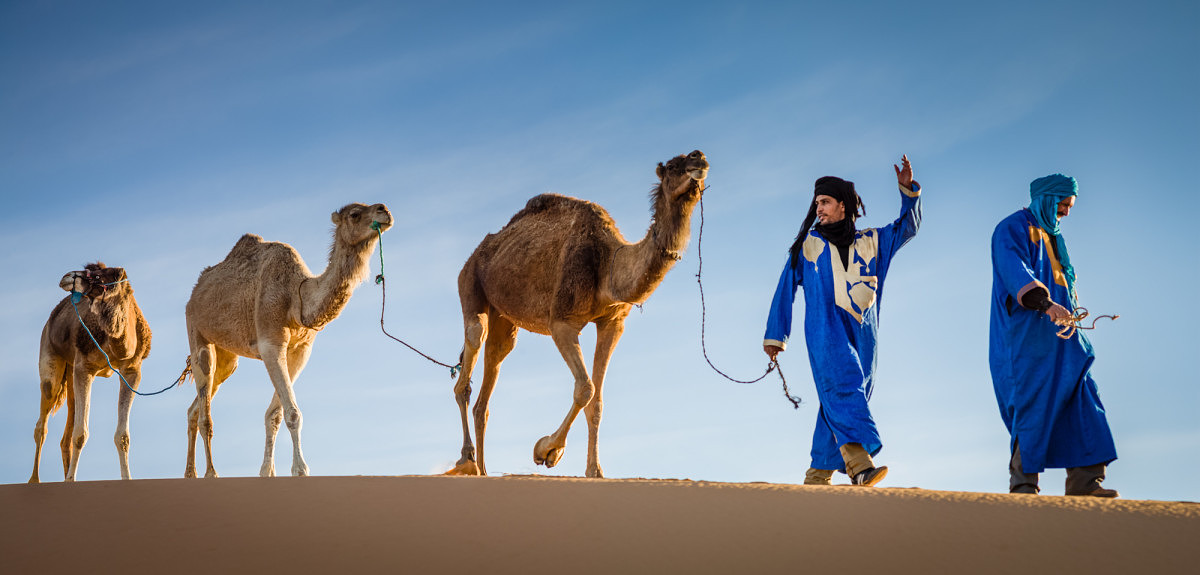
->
[788,176,866,269]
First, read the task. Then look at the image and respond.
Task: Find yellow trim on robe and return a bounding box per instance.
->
[1027,224,1068,288]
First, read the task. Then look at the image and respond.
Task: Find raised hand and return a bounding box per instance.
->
[894,154,913,188]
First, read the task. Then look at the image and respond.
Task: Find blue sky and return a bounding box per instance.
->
[2,1,1196,501]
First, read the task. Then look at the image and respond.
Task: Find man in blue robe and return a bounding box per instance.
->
[989,174,1118,497]
[763,155,920,487]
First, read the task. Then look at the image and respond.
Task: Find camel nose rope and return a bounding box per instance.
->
[1055,306,1120,340]
[370,221,463,378]
[695,192,801,409]
[68,293,189,396]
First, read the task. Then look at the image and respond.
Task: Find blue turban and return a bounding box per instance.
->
[1029,174,1078,304]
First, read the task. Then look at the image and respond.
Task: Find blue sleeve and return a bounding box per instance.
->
[876,182,922,263]
[991,214,1041,301]
[763,255,801,348]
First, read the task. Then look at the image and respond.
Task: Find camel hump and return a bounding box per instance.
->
[227,234,266,258]
[508,193,616,230]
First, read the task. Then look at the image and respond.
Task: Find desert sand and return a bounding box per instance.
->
[2,475,1197,574]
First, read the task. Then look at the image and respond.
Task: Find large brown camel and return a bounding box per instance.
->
[30,263,152,483]
[184,202,392,478]
[448,150,709,478]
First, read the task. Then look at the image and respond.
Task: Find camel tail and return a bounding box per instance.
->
[177,355,193,386]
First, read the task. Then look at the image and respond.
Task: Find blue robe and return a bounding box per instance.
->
[989,208,1117,472]
[764,184,921,471]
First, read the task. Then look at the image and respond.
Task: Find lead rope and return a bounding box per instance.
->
[1055,307,1119,340]
[69,291,189,396]
[371,222,463,378]
[695,192,801,408]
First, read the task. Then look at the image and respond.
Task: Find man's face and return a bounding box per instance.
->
[1057,196,1076,220]
[815,195,846,224]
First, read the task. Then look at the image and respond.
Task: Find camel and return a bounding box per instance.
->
[448,150,709,478]
[30,263,152,483]
[184,202,392,478]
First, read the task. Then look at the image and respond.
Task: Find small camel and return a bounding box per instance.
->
[30,263,152,483]
[184,202,392,478]
[448,150,709,478]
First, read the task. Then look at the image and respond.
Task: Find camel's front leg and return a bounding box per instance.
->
[262,344,310,477]
[584,318,626,479]
[65,363,94,482]
[114,365,141,480]
[259,341,308,477]
[534,321,593,470]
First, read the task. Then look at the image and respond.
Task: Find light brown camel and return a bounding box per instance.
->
[448,150,709,478]
[184,202,392,478]
[30,263,152,483]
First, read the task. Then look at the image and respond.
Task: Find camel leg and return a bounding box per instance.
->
[113,365,142,480]
[262,345,309,477]
[258,340,308,477]
[584,318,626,479]
[30,355,66,484]
[473,312,518,476]
[59,376,76,480]
[534,321,593,469]
[65,362,94,482]
[447,310,487,476]
[190,342,222,478]
[186,347,235,478]
[185,394,201,478]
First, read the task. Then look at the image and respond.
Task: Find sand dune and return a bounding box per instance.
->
[2,475,1197,574]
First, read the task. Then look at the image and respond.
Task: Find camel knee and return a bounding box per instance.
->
[465,318,486,350]
[114,432,130,454]
[199,417,214,440]
[573,378,595,407]
[588,401,603,427]
[266,409,283,431]
[283,407,302,430]
[454,379,473,405]
[472,401,488,423]
[73,432,87,450]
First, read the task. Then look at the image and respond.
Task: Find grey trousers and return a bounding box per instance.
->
[1009,441,1107,495]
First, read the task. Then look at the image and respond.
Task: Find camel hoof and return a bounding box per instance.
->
[292,463,310,477]
[260,463,276,478]
[443,460,482,476]
[533,435,564,468]
[204,469,220,479]
[28,476,40,485]
[586,464,604,479]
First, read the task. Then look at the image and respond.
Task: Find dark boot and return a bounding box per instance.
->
[1009,442,1040,494]
[1066,463,1118,498]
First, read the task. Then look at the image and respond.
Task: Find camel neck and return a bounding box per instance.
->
[609,194,696,304]
[301,236,376,329]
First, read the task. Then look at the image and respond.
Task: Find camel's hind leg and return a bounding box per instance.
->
[30,355,67,484]
[185,347,236,478]
[113,364,142,480]
[64,360,95,482]
[59,375,76,480]
[534,320,594,470]
[261,345,308,477]
[583,317,626,479]
[446,268,488,476]
[472,312,518,476]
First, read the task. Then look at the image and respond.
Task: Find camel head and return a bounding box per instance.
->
[655,149,708,202]
[60,262,128,302]
[331,203,393,245]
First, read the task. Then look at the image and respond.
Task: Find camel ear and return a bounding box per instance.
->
[656,162,665,180]
[331,211,341,225]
